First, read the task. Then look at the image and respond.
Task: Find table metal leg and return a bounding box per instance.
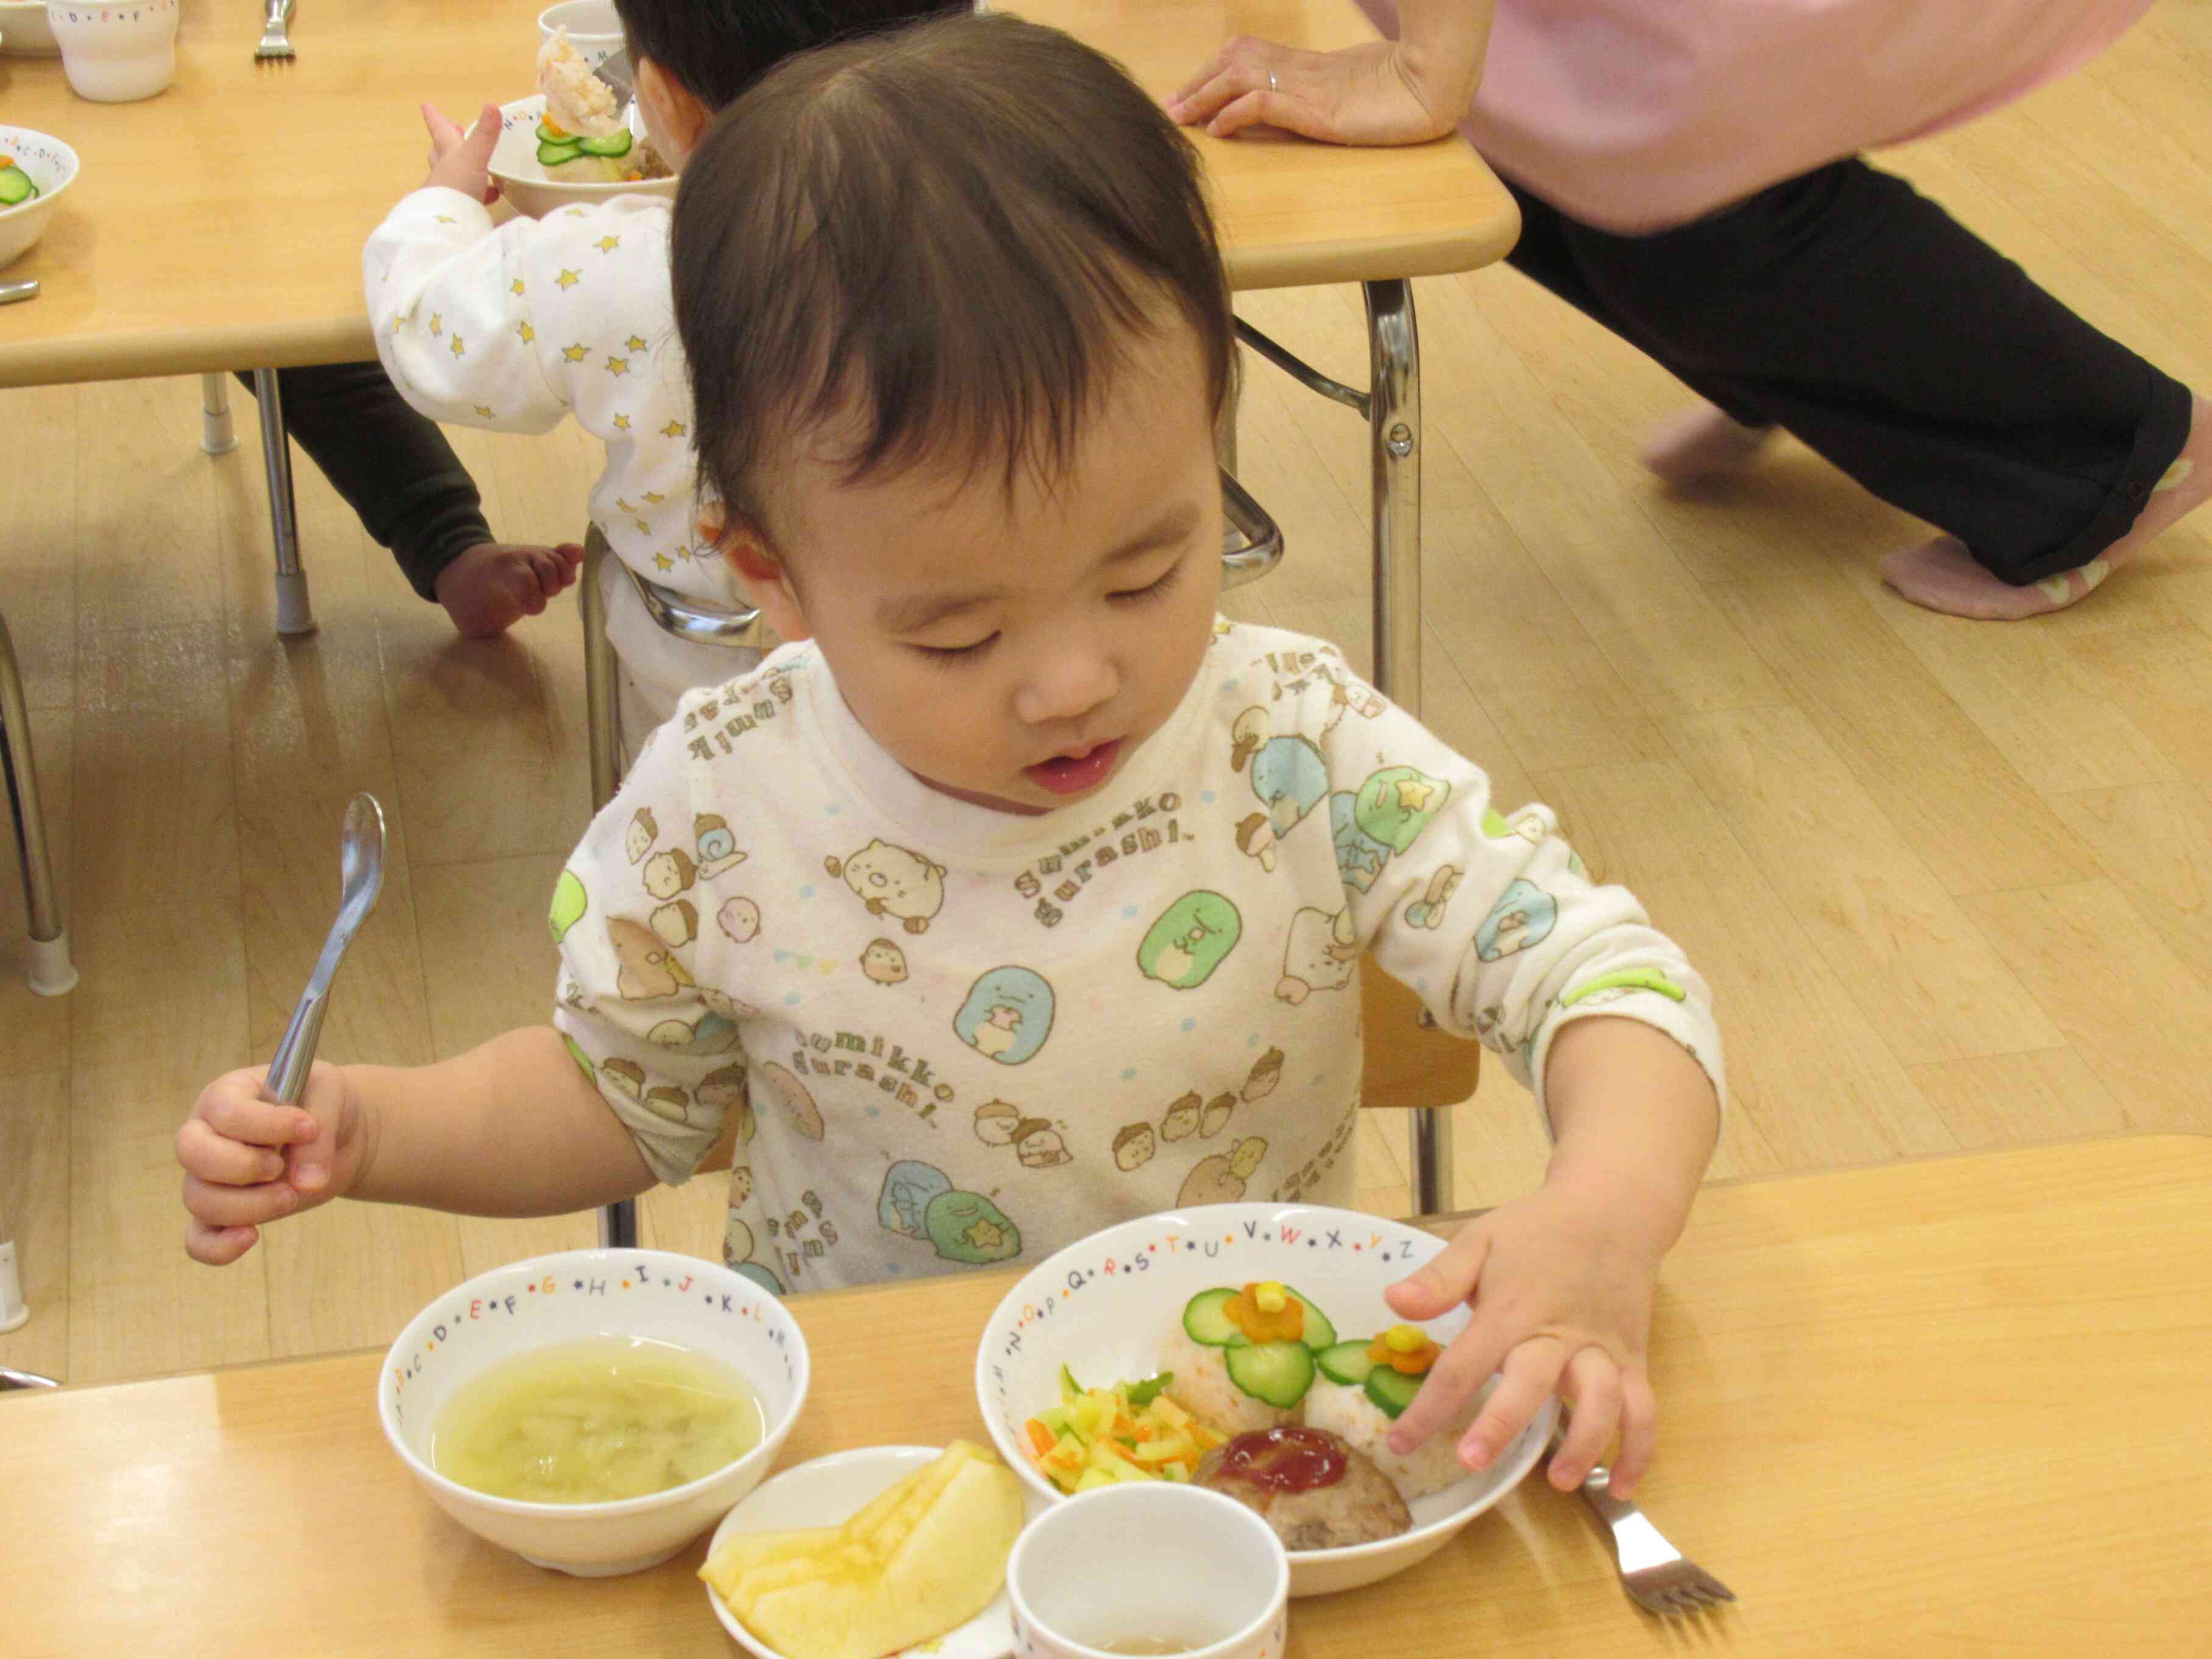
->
[1360,278,1453,1217]
[0,610,76,998]
[199,372,238,456]
[1216,343,1242,477]
[250,369,316,638]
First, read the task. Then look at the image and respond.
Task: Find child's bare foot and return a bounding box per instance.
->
[433,541,584,638]
[1880,393,2212,620]
[1641,403,1774,487]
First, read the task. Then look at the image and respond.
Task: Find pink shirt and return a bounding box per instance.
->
[1358,0,2153,233]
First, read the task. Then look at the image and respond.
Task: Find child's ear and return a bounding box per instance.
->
[708,517,811,643]
[635,55,714,167]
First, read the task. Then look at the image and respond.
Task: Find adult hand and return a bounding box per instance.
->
[1167,37,1462,146]
[422,101,503,204]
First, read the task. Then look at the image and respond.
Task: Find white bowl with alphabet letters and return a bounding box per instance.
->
[378,1247,809,1576]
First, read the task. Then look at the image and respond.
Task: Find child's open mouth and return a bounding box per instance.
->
[1025,738,1122,796]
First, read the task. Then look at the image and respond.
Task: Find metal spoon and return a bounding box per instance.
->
[263,794,386,1106]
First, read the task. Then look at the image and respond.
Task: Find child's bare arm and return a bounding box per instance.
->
[1385,1017,1719,1499]
[178,1027,653,1266]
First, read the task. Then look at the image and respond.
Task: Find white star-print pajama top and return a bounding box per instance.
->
[366,187,761,724]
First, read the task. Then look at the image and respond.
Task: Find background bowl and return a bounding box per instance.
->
[379,1246,809,1577]
[703,1444,1054,1659]
[975,1204,1557,1597]
[536,0,621,68]
[0,1,59,55]
[489,94,674,221]
[0,125,78,270]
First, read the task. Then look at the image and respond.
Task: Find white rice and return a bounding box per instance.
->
[1158,1323,1298,1438]
[1302,1376,1479,1501]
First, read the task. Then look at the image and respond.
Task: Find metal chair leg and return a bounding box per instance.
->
[199,372,239,455]
[577,534,640,1250]
[1216,343,1242,477]
[0,611,75,998]
[1362,279,1452,1218]
[250,369,316,638]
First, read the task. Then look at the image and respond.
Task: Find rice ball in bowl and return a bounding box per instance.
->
[975,1205,1556,1597]
[379,1246,808,1576]
[489,95,677,221]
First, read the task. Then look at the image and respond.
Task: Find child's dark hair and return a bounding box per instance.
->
[670,10,1236,539]
[610,0,970,112]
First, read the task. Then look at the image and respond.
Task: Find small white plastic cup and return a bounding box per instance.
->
[536,0,621,68]
[46,0,179,103]
[1007,1485,1290,1659]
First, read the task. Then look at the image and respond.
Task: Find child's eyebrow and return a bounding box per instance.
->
[874,501,1203,634]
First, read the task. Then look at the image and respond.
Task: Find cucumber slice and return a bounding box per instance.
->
[1223,1341,1315,1410]
[534,119,566,143]
[1363,1365,1423,1420]
[537,139,585,167]
[1280,1285,1337,1350]
[1181,1288,1241,1347]
[1314,1341,1377,1387]
[0,166,36,208]
[575,131,634,158]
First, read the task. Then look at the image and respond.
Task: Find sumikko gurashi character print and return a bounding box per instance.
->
[1331,765,1452,893]
[861,939,909,986]
[693,813,747,878]
[1137,891,1242,989]
[973,1099,1072,1168]
[873,1160,1022,1265]
[1404,865,1461,929]
[1476,879,1559,961]
[826,839,945,935]
[1230,706,1329,871]
[1176,1135,1268,1207]
[549,870,588,944]
[1276,906,1358,1005]
[757,1062,827,1140]
[718,897,761,944]
[953,966,1055,1064]
[609,917,692,1000]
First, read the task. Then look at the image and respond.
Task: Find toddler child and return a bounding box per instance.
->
[182,13,1723,1501]
[365,0,967,734]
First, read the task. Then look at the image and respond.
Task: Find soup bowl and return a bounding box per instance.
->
[379,1246,808,1576]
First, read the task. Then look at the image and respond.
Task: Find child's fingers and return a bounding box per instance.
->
[1605,1369,1660,1499]
[1384,1301,1509,1454]
[461,102,505,161]
[1386,1223,1490,1320]
[421,101,464,155]
[1547,1348,1623,1490]
[184,1218,260,1266]
[174,1117,287,1187]
[196,1084,315,1156]
[180,1169,299,1231]
[1456,1340,1566,1472]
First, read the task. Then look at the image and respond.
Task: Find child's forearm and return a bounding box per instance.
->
[1539,1017,1720,1257]
[344,1026,657,1217]
[1392,0,1494,124]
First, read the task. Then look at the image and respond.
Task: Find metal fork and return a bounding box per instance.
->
[255,0,295,61]
[1566,1449,1737,1615]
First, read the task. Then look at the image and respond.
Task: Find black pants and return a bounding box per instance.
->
[1501,158,2194,585]
[234,361,490,602]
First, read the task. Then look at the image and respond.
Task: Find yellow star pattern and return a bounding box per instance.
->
[562,343,589,363]
[660,420,686,438]
[673,543,692,562]
[642,491,666,505]
[625,334,647,352]
[435,213,457,224]
[634,518,650,535]
[555,268,581,290]
[605,355,630,376]
[1395,778,1437,811]
[429,312,443,336]
[611,413,631,431]
[565,207,588,219]
[964,1218,1007,1252]
[474,404,496,419]
[616,499,635,514]
[515,320,535,344]
[393,314,407,331]
[450,335,466,358]
[510,278,525,296]
[653,552,674,571]
[596,235,621,253]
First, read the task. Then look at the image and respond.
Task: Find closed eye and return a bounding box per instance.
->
[914,633,999,664]
[1111,557,1184,606]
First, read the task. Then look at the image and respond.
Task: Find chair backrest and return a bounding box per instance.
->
[1360,952,1479,1110]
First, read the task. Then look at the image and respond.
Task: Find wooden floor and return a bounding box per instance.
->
[8,10,2212,1385]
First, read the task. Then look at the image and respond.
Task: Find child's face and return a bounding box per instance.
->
[734,321,1225,816]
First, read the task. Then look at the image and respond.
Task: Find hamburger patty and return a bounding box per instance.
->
[1195,1426,1412,1550]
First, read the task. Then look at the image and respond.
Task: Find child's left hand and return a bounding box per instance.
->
[1382,1181,1669,1499]
[421,101,503,205]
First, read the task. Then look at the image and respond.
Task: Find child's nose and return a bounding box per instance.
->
[1014,645,1119,726]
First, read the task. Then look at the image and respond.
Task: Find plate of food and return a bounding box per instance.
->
[974,1205,1556,1597]
[489,27,675,219]
[701,1441,1048,1659]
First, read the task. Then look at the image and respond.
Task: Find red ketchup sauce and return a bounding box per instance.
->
[1215,1427,1348,1492]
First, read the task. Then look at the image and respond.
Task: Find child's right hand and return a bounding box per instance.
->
[177,1060,368,1265]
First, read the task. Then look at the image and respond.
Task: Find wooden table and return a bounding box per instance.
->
[12,1135,2210,1657]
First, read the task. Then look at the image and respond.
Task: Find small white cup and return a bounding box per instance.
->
[46,0,179,102]
[536,0,621,69]
[1007,1487,1290,1659]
